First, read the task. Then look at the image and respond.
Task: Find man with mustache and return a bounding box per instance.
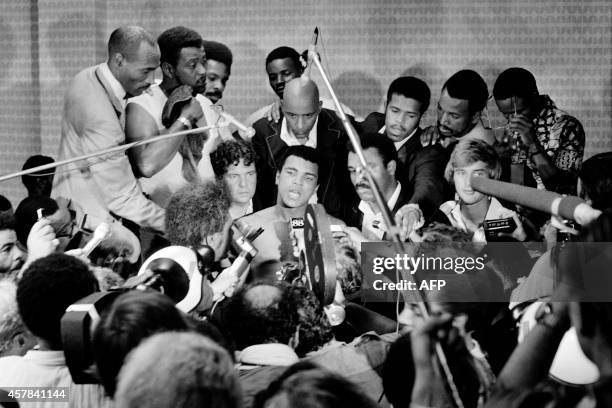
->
[421,70,496,150]
[345,133,419,240]
[126,26,226,209]
[361,76,446,219]
[202,40,232,105]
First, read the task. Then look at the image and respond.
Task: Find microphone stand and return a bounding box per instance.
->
[308,44,465,408]
[0,124,226,183]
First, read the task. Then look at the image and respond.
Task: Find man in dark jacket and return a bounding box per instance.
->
[251,77,354,218]
[360,76,446,219]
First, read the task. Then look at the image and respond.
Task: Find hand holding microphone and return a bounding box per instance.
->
[81,223,111,257]
[26,218,60,265]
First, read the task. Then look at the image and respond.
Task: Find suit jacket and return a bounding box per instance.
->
[343,182,414,234]
[361,112,447,219]
[251,109,355,218]
[53,64,165,231]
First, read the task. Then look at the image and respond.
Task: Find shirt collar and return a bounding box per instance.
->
[358,182,402,216]
[280,117,318,148]
[99,62,127,107]
[440,197,508,241]
[24,350,67,366]
[379,125,418,151]
[238,343,299,367]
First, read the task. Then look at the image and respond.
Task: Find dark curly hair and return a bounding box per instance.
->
[93,290,191,397]
[290,284,333,357]
[157,26,203,67]
[0,212,16,232]
[225,282,332,356]
[166,181,230,248]
[17,253,98,349]
[14,195,59,245]
[210,140,258,178]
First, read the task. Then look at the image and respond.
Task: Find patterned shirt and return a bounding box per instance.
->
[509,95,585,193]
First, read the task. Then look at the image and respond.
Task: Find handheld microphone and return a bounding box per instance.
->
[217,110,256,139]
[82,223,111,256]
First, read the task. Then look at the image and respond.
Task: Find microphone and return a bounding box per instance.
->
[470,176,601,225]
[217,110,256,139]
[125,258,190,304]
[82,223,111,256]
[303,27,320,75]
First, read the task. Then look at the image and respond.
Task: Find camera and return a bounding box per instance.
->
[60,224,261,385]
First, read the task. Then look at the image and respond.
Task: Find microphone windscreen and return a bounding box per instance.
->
[470,176,588,221]
[145,258,190,303]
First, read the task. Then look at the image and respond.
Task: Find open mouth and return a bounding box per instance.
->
[288,191,301,200]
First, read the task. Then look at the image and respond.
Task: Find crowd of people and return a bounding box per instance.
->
[0,24,610,408]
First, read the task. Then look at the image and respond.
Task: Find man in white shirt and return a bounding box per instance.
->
[202,40,232,105]
[250,77,353,219]
[126,27,233,208]
[53,26,166,235]
[0,254,109,407]
[436,138,527,243]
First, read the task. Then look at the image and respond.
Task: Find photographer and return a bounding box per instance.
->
[165,181,244,314]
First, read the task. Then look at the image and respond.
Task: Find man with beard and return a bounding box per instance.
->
[126,26,220,208]
[421,70,495,151]
[202,40,232,105]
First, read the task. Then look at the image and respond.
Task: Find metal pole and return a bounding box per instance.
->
[308,45,464,408]
[0,124,224,183]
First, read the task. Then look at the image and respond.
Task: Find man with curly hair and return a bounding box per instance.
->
[126,26,234,208]
[211,140,261,219]
[164,181,242,314]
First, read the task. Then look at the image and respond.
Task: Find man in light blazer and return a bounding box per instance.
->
[53,26,173,235]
